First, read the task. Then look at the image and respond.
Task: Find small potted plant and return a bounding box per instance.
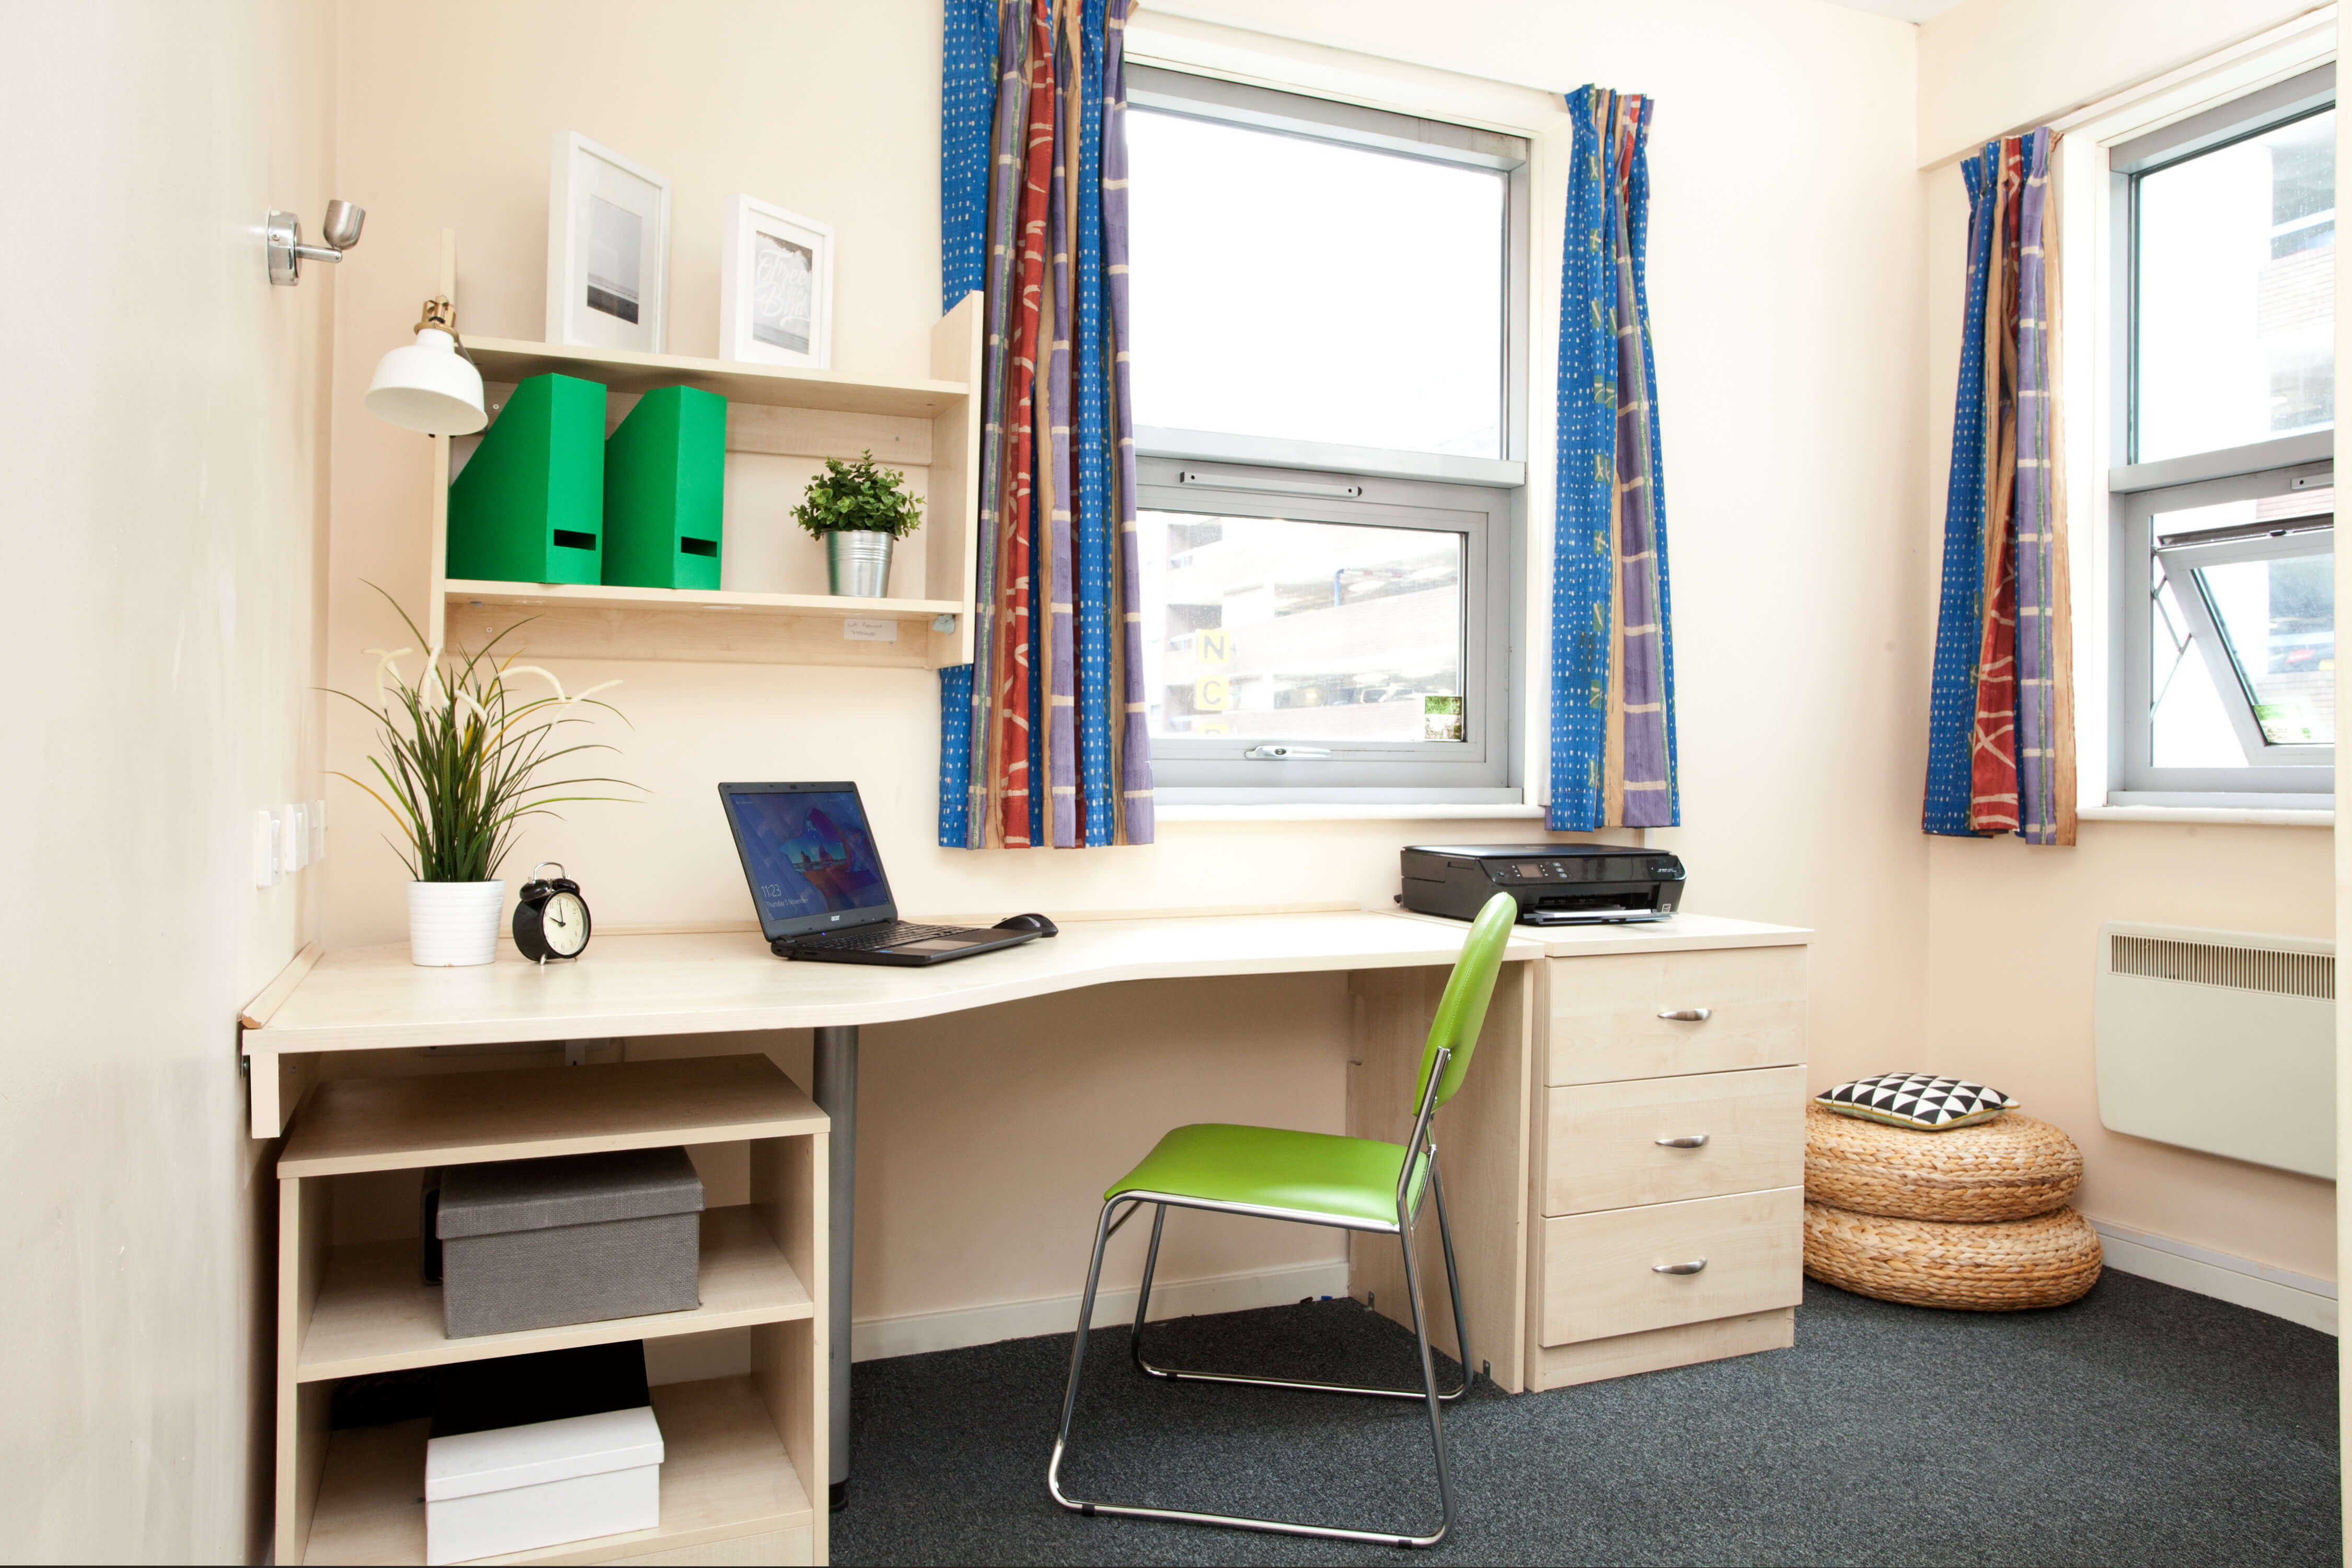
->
[793,449,924,597]
[332,592,636,967]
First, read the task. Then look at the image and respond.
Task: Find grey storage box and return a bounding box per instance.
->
[437,1146,704,1339]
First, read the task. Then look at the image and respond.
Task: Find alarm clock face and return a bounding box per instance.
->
[540,891,591,957]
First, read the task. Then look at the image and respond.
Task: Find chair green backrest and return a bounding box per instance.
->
[1413,892,1519,1114]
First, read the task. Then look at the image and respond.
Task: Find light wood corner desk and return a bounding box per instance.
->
[245,908,1808,1565]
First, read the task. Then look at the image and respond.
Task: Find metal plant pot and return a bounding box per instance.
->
[825,532,895,597]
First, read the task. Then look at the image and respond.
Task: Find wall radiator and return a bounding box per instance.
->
[2095,922,2335,1179]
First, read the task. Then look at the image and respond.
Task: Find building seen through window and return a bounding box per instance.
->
[1138,511,1464,744]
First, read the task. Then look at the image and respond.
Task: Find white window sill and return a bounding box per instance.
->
[2080,803,2334,827]
[1157,802,1548,823]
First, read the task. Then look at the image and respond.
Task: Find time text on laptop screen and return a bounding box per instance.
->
[723,789,893,929]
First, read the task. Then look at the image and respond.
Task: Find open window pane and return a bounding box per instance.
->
[1125,110,1505,457]
[2149,555,2245,766]
[2193,545,2335,745]
[1138,510,1463,742]
[2136,108,2335,463]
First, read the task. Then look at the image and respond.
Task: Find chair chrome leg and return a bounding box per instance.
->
[1130,1204,1167,1376]
[1395,1197,1457,1546]
[1054,1233,1461,1544]
[1430,1161,1477,1393]
[1048,1197,1131,1503]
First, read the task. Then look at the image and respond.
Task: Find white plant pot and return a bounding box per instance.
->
[409,880,506,967]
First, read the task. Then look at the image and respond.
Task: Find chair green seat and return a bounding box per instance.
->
[1106,1123,1428,1232]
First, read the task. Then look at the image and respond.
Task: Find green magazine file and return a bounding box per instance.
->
[445,373,606,585]
[602,385,726,590]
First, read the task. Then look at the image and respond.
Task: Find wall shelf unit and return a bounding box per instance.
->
[421,234,981,671]
[274,1055,829,1566]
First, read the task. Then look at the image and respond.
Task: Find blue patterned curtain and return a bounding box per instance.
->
[1924,130,2074,845]
[1550,86,1679,832]
[937,0,1151,849]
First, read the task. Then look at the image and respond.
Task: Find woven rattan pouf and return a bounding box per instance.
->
[1803,1202,2104,1310]
[1803,1101,2101,1311]
[1804,1101,2083,1222]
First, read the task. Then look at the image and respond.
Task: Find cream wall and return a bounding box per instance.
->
[0,1,337,1560]
[1918,0,2337,1281]
[322,0,1925,1333]
[1918,0,2323,162]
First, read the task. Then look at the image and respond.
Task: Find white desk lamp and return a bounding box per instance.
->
[365,297,489,435]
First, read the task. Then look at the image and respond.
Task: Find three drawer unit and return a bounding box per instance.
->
[1528,935,1808,1390]
[1346,913,1808,1396]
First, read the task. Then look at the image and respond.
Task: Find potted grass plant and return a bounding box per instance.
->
[332,592,636,967]
[793,449,924,596]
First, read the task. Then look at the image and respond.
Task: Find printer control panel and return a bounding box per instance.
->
[1497,856,1685,886]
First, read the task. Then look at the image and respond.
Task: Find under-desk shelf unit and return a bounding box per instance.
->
[274,1054,831,1567]
[419,233,982,671]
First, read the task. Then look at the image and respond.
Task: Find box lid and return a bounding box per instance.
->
[425,1405,663,1502]
[437,1146,704,1240]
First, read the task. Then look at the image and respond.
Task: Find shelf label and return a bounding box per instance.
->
[843,618,899,643]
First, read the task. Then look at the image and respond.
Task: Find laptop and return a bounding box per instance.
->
[718,781,1045,966]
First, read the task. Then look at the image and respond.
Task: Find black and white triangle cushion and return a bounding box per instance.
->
[1816,1072,2019,1131]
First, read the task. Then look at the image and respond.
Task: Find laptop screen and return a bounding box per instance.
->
[719,784,896,937]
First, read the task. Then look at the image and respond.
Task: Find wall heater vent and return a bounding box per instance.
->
[2109,933,2335,1001]
[2096,922,2335,1180]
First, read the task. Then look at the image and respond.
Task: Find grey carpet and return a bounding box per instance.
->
[833,1273,2337,1565]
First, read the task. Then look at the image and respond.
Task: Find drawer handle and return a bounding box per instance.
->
[1658,1007,1712,1022]
[1653,1259,1708,1276]
[1655,1134,1710,1149]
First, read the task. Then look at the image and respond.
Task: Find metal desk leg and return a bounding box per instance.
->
[812,1025,857,1511]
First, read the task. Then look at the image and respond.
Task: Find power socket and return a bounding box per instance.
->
[283,804,308,871]
[252,810,280,888]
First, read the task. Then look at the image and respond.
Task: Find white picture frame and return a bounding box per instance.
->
[548,131,671,353]
[719,194,834,370]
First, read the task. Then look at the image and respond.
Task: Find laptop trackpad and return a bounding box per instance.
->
[893,935,990,953]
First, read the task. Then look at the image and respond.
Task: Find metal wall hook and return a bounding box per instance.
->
[267,200,366,285]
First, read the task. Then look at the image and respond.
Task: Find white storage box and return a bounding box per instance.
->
[425,1405,664,1565]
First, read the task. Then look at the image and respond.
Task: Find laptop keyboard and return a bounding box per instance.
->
[791,921,966,952]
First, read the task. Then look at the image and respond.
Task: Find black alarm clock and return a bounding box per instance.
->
[513,861,592,964]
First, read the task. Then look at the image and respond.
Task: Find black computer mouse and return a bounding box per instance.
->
[994,912,1058,938]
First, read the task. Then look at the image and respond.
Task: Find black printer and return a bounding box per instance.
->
[1399,845,1686,925]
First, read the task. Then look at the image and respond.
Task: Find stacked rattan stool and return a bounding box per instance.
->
[1803,1102,2103,1310]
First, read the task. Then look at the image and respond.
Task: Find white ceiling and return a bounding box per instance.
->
[1820,0,1964,20]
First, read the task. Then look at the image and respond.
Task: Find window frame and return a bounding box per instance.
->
[1133,457,1516,798]
[2105,63,2337,806]
[2112,462,2335,800]
[1121,65,1531,802]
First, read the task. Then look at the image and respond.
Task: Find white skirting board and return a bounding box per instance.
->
[2091,1219,2337,1336]
[640,1260,1355,1384]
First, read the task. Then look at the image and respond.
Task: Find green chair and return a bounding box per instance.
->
[1047,892,1520,1549]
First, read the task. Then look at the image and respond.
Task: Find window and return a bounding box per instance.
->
[1124,68,1528,799]
[2111,65,2335,803]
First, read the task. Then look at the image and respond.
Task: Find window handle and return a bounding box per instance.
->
[1653,1259,1708,1275]
[1247,745,1331,760]
[1180,469,1363,500]
[1657,1007,1712,1022]
[1655,1134,1709,1149]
